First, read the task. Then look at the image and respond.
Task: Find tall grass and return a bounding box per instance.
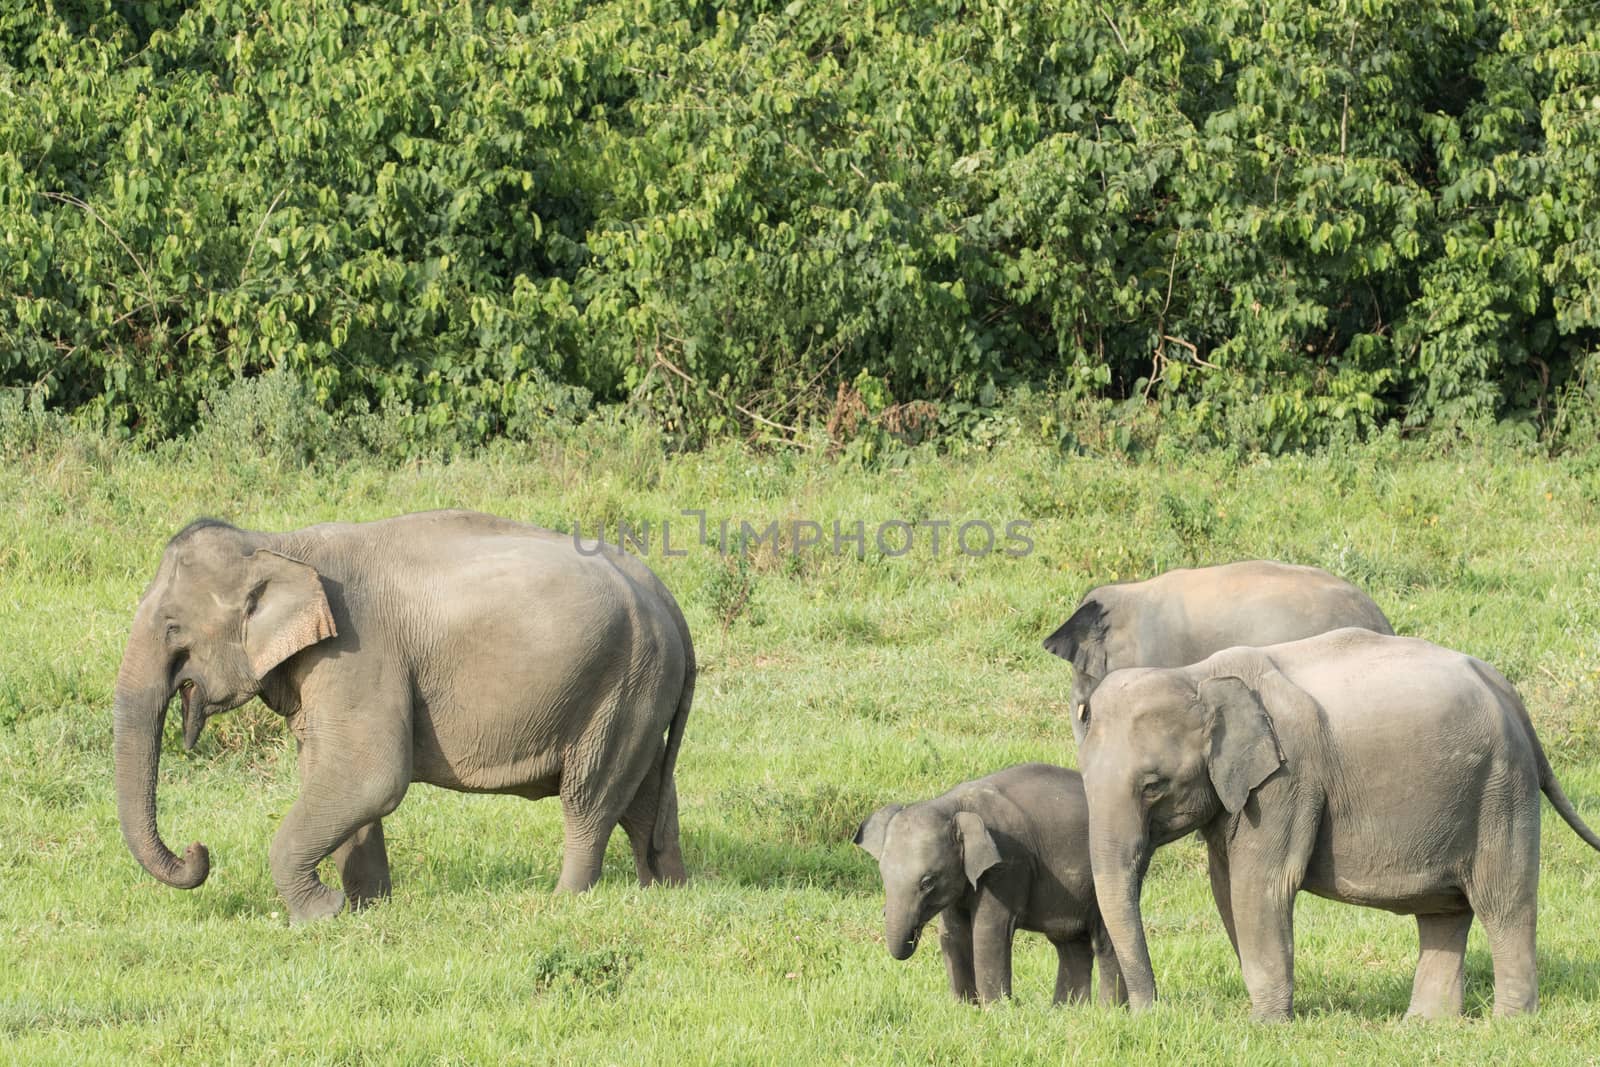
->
[2,388,1599,1062]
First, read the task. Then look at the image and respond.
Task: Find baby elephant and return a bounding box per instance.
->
[854,763,1124,1006]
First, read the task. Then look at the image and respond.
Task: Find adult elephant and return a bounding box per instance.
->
[1043,560,1392,744]
[113,510,694,921]
[1079,627,1600,1020]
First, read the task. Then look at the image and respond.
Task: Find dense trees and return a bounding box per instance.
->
[2,1,1596,448]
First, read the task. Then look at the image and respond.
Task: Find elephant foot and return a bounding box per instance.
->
[649,867,688,888]
[1404,1005,1459,1022]
[345,885,391,911]
[630,843,686,888]
[555,839,606,892]
[1247,1006,1292,1024]
[287,887,346,924]
[1491,996,1536,1017]
[341,864,393,910]
[1123,993,1156,1015]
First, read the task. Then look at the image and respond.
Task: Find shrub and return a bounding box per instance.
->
[1,1,1597,450]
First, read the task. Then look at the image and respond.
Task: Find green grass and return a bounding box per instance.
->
[4,416,1600,1064]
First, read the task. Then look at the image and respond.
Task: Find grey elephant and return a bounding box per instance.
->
[854,763,1125,1006]
[113,510,694,921]
[1043,560,1393,744]
[1078,627,1600,1021]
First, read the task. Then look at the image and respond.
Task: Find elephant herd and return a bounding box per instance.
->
[112,511,1599,1022]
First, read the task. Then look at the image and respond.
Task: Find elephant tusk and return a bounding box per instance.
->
[180,681,205,750]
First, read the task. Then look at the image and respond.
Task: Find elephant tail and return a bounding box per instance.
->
[1534,739,1600,853]
[651,629,694,862]
[1478,661,1600,853]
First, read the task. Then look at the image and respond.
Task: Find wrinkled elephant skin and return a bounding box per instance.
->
[112,511,694,922]
[856,763,1125,1006]
[1044,560,1393,745]
[1079,627,1600,1021]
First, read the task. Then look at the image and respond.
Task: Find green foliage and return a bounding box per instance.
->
[0,0,597,443]
[0,386,71,458]
[2,1,1598,449]
[706,530,761,632]
[186,367,337,468]
[528,944,639,999]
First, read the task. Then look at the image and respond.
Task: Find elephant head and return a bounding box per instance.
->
[1042,596,1109,743]
[113,519,335,889]
[1079,665,1284,1010]
[854,803,1001,959]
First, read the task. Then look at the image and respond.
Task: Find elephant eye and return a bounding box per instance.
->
[918,875,935,891]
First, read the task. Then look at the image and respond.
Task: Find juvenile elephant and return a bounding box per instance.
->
[1079,627,1600,1020]
[112,511,694,921]
[854,764,1124,1006]
[1043,560,1392,743]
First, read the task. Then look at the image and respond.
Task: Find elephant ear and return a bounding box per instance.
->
[1198,675,1284,814]
[242,549,337,680]
[1042,596,1109,680]
[952,811,1002,889]
[853,804,904,860]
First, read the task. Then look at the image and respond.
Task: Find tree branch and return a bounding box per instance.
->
[651,350,815,449]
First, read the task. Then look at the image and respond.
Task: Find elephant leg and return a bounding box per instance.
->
[557,761,635,893]
[1053,937,1094,1005]
[271,777,407,923]
[938,908,978,1003]
[555,809,613,893]
[1407,911,1472,1019]
[272,727,410,923]
[1230,877,1297,1022]
[1477,905,1538,1016]
[648,773,686,884]
[970,891,1017,1004]
[1092,923,1128,1006]
[1223,790,1318,1021]
[1204,836,1241,957]
[618,757,686,887]
[1467,807,1540,1017]
[556,695,670,893]
[332,820,392,909]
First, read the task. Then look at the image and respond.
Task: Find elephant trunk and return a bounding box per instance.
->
[885,900,921,960]
[112,625,209,889]
[1089,808,1156,1010]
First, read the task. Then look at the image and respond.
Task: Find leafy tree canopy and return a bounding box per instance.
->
[2,1,1597,450]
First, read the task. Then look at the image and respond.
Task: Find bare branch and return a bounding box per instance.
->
[1100,5,1130,53]
[240,188,288,286]
[1162,334,1217,368]
[651,350,815,449]
[40,191,158,312]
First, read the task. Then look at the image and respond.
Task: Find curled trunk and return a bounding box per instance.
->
[112,627,208,889]
[885,907,920,960]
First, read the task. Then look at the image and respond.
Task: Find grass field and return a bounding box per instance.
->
[3,405,1600,1063]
